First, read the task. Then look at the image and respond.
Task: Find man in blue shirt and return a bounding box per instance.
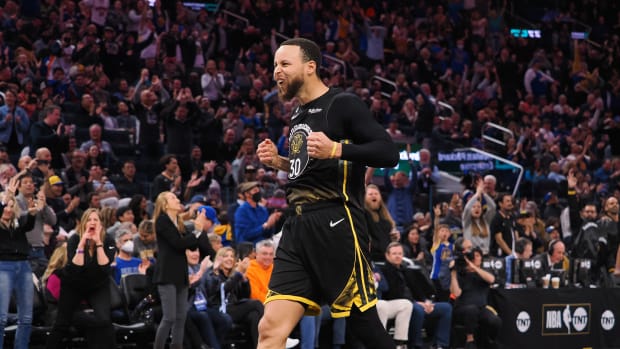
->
[234,181,282,244]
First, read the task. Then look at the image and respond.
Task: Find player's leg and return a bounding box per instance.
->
[346,304,395,348]
[257,299,305,349]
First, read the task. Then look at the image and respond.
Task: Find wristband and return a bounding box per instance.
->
[329,142,338,158]
[96,244,103,248]
[76,249,84,254]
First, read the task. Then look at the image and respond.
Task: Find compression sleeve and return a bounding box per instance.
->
[328,93,399,168]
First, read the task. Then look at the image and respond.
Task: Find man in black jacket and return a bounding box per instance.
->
[381,242,452,349]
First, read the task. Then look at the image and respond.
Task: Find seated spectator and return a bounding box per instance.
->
[107,205,135,236]
[42,243,68,304]
[534,239,569,278]
[401,224,433,269]
[234,181,282,244]
[113,228,147,285]
[381,242,452,349]
[87,164,119,200]
[206,247,263,348]
[245,239,275,303]
[128,194,150,226]
[505,238,534,286]
[133,219,157,262]
[186,248,232,349]
[374,267,412,349]
[450,238,502,349]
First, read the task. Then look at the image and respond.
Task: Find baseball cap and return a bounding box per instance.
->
[197,205,220,225]
[546,225,558,234]
[517,210,532,219]
[238,181,259,193]
[49,175,64,186]
[189,194,208,204]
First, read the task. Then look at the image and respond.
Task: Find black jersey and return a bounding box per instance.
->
[286,88,398,209]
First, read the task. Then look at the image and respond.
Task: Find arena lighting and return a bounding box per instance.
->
[510,28,541,38]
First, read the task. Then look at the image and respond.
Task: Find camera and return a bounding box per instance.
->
[453,249,475,272]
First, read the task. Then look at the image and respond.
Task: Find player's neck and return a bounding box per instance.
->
[297,80,329,105]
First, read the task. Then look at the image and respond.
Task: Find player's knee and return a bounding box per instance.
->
[258,313,285,340]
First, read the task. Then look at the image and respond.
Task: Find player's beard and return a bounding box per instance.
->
[279,74,304,101]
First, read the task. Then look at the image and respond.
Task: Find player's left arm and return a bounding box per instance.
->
[331,94,399,168]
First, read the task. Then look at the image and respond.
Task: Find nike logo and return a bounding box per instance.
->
[108,246,115,250]
[329,218,345,228]
[308,108,322,114]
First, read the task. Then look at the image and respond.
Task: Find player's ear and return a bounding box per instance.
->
[306,60,316,76]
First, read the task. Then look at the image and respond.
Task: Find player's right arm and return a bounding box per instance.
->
[257,139,289,172]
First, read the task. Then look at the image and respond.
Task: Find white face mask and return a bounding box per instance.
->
[121,240,134,253]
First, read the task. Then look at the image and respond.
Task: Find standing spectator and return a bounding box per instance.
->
[45,175,80,235]
[111,160,143,198]
[0,173,42,349]
[462,179,496,255]
[15,172,57,277]
[151,155,183,201]
[234,181,282,244]
[60,150,90,209]
[45,208,117,349]
[201,59,225,107]
[0,90,30,165]
[79,124,118,168]
[490,193,518,257]
[365,183,400,262]
[29,105,70,170]
[376,168,415,232]
[152,191,200,349]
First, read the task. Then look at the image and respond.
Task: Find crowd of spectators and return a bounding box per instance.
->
[1,0,620,347]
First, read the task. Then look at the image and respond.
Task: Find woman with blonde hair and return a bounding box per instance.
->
[45,208,117,349]
[42,243,68,299]
[462,179,496,255]
[207,246,262,348]
[0,173,43,349]
[152,191,201,349]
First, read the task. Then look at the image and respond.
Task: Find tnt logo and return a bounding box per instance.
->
[516,311,531,333]
[542,304,591,335]
[601,310,615,331]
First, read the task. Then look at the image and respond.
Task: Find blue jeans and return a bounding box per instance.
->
[0,260,34,349]
[188,307,232,349]
[28,246,48,277]
[409,301,452,347]
[299,305,346,349]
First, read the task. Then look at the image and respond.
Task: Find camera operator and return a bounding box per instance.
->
[450,238,502,349]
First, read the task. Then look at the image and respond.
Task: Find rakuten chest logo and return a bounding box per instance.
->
[542,304,591,335]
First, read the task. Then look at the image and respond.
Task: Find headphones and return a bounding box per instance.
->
[548,239,561,255]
